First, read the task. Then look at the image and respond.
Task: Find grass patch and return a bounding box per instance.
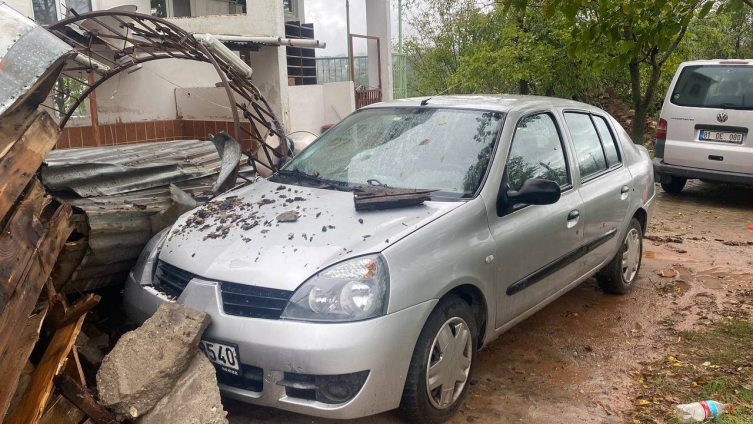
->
[630,319,753,423]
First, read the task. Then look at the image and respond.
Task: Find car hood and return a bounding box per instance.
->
[159,179,464,291]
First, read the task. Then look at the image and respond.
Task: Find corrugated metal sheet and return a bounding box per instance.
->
[0,2,73,116]
[42,139,249,197]
[43,139,256,292]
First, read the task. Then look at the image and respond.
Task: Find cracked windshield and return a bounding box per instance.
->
[284,108,503,197]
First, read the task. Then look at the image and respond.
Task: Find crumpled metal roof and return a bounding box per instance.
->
[43,139,256,293]
[0,2,74,116]
[42,139,250,197]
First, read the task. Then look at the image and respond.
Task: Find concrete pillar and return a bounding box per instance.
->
[365,0,392,101]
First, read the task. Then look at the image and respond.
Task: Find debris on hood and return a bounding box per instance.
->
[353,187,435,211]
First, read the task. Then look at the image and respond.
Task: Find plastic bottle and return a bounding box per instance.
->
[675,401,732,422]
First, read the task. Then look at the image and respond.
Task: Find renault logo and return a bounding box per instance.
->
[717,112,729,123]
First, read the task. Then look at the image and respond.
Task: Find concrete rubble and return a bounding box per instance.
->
[96,303,227,423]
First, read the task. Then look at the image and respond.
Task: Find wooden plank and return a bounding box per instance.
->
[0,179,51,310]
[0,205,73,373]
[0,111,60,221]
[63,349,86,388]
[0,106,38,159]
[6,313,85,424]
[0,307,47,419]
[54,294,99,329]
[50,240,88,291]
[53,374,118,424]
[38,395,85,424]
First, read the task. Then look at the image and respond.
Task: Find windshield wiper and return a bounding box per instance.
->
[276,169,351,192]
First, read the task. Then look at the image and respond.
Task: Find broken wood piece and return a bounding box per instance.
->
[55,294,100,329]
[54,374,118,424]
[0,111,60,221]
[0,178,52,311]
[63,348,86,388]
[6,313,86,424]
[39,395,86,424]
[0,307,47,418]
[353,187,435,211]
[0,204,74,386]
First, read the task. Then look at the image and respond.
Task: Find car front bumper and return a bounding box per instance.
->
[123,273,436,419]
[653,158,753,185]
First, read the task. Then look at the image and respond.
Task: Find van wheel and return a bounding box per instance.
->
[660,177,686,193]
[597,218,643,294]
[398,295,477,424]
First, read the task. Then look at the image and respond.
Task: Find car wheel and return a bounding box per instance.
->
[398,294,477,424]
[660,177,686,193]
[596,218,643,294]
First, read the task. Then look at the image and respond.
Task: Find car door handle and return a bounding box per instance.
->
[621,185,630,194]
[567,210,580,220]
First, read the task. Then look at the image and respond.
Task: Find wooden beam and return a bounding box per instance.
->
[55,294,99,329]
[0,204,74,375]
[6,314,86,424]
[53,374,118,424]
[0,111,60,221]
[63,349,86,388]
[0,179,51,310]
[0,307,47,418]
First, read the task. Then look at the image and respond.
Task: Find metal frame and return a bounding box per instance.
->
[349,34,382,109]
[46,10,289,177]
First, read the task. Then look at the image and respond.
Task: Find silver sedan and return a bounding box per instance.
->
[124,95,655,423]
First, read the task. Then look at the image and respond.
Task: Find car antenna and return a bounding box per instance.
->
[420,97,431,106]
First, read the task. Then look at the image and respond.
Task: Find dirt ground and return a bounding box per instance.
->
[226,181,753,424]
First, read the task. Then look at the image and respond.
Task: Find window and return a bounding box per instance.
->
[506,113,569,191]
[32,0,58,24]
[564,112,607,179]
[592,115,620,167]
[283,108,503,198]
[670,65,753,109]
[283,0,293,12]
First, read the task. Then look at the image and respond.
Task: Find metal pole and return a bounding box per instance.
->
[346,0,352,81]
[398,0,403,54]
[87,71,102,146]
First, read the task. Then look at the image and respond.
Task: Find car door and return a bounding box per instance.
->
[561,111,632,274]
[488,112,585,329]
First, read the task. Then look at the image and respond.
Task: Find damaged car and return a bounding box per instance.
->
[124,95,655,423]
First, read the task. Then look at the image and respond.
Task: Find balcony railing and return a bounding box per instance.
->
[315,53,408,99]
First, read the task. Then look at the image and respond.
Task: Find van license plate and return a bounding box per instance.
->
[699,130,743,144]
[199,339,241,375]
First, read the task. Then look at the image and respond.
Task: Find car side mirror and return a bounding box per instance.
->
[506,179,561,207]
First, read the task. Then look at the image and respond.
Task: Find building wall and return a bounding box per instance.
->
[288,81,355,136]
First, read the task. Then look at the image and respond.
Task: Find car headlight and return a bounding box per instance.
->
[132,227,171,285]
[281,255,389,322]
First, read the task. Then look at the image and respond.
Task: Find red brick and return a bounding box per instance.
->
[135,122,146,142]
[155,120,165,140]
[56,130,70,149]
[173,120,183,139]
[68,127,83,148]
[146,121,156,141]
[81,126,96,147]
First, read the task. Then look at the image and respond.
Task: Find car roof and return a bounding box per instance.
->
[366,94,603,114]
[678,59,753,66]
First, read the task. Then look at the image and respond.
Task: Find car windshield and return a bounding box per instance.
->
[670,65,753,109]
[280,107,504,198]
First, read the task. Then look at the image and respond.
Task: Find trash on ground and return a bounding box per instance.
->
[675,401,732,423]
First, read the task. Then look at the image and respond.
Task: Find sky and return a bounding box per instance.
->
[304,0,411,57]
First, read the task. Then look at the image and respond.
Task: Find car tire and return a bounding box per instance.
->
[660,177,686,193]
[596,218,643,294]
[398,294,478,424]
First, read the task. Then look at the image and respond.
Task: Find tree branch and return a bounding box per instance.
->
[658,24,688,66]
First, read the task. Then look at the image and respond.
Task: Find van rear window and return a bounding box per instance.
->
[670,65,753,109]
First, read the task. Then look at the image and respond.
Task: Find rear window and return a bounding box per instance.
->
[670,65,753,109]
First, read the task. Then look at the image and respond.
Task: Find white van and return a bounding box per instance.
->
[654,60,753,193]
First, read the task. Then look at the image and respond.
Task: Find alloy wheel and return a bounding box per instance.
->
[621,228,641,282]
[425,317,473,409]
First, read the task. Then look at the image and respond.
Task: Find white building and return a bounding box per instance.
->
[5,0,393,148]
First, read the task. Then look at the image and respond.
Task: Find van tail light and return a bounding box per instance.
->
[656,118,668,140]
[654,118,668,159]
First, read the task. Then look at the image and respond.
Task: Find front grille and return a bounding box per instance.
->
[151,261,292,320]
[215,363,263,392]
[153,261,194,297]
[219,282,293,319]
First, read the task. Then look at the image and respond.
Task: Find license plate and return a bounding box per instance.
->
[199,339,241,375]
[699,130,744,144]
